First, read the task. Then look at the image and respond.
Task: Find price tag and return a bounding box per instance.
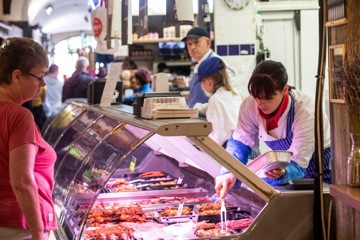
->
[176,174,184,184]
[129,156,137,172]
[100,62,122,106]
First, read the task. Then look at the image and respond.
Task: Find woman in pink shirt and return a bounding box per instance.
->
[0,38,57,240]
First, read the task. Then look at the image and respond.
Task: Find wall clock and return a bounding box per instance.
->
[224,0,252,11]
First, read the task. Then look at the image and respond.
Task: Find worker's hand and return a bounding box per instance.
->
[193,103,208,116]
[265,168,286,179]
[214,173,236,198]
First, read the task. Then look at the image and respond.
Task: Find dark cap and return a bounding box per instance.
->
[135,67,152,85]
[198,56,224,80]
[182,27,210,41]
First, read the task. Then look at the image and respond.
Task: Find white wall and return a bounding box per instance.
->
[299,9,323,96]
[257,1,324,98]
[213,0,258,95]
[260,10,299,88]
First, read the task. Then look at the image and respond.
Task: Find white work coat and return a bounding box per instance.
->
[232,89,331,168]
[207,87,243,146]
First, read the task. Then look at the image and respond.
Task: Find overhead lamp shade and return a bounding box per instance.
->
[45,5,53,15]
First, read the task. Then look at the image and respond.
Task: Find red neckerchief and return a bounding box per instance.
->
[258,91,289,132]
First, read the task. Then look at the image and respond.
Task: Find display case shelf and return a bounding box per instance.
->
[330,184,360,211]
[133,38,183,44]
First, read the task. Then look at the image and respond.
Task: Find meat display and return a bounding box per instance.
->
[83,196,253,239]
[87,204,146,227]
[104,172,186,193]
[62,164,257,240]
[84,224,135,240]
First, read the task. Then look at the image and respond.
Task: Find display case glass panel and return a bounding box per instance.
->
[57,123,152,239]
[43,103,86,146]
[54,114,121,206]
[53,110,104,171]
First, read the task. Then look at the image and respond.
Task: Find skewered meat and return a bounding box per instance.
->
[144,211,159,218]
[87,205,146,227]
[195,228,231,238]
[84,224,134,240]
[149,180,177,186]
[111,185,138,192]
[139,171,165,177]
[215,218,254,231]
[105,178,128,188]
[198,202,221,211]
[196,221,216,230]
[159,206,192,217]
[197,202,221,216]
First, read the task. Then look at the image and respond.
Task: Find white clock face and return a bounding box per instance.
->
[224,0,252,10]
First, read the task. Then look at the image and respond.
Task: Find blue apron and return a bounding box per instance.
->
[188,53,213,108]
[263,91,331,183]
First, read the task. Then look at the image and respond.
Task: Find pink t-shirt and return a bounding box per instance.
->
[0,101,57,230]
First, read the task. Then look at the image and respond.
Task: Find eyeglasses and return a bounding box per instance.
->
[25,72,44,82]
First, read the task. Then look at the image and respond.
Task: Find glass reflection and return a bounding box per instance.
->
[44,104,85,146]
[64,124,151,239]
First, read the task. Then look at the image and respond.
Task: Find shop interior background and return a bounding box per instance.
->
[0,0,327,116]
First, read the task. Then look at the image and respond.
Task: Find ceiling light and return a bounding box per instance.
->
[45,5,53,15]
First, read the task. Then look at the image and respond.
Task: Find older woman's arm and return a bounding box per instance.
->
[10,144,44,240]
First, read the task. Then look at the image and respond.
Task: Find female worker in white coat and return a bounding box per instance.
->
[215,60,331,196]
[194,56,244,147]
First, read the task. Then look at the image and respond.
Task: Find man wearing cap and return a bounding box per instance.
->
[182,27,238,109]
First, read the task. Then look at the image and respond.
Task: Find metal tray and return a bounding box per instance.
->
[137,183,187,191]
[247,150,292,178]
[288,179,315,190]
[91,187,210,203]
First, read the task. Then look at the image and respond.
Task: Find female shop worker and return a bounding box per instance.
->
[0,38,57,240]
[215,60,331,196]
[194,56,244,147]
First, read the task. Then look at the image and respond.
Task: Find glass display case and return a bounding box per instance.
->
[43,101,86,147]
[45,102,332,240]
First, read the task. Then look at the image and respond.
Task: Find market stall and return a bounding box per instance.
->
[44,101,331,240]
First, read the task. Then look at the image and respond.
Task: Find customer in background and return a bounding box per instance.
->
[62,56,95,102]
[215,60,331,197]
[0,37,57,239]
[182,27,238,108]
[121,57,138,92]
[122,57,138,70]
[195,56,243,147]
[157,62,170,74]
[31,86,47,131]
[122,67,152,106]
[44,64,63,118]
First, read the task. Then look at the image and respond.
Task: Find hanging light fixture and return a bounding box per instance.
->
[45,5,53,15]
